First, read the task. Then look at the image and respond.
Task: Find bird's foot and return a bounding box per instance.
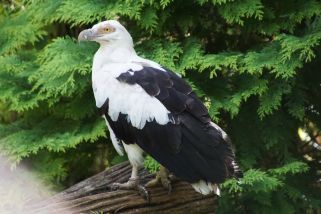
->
[145,166,173,194]
[111,177,138,190]
[111,178,150,202]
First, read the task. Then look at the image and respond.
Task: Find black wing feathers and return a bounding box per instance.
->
[110,66,242,183]
[117,67,210,123]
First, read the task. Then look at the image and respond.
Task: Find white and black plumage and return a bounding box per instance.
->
[78,20,242,197]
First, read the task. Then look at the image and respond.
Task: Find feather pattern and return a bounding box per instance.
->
[99,66,242,194]
[86,20,242,196]
[92,63,170,129]
[102,115,124,156]
[117,67,210,123]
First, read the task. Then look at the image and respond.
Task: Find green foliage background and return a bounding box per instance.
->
[1,0,321,212]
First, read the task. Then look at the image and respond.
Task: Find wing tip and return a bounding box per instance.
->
[231,160,243,179]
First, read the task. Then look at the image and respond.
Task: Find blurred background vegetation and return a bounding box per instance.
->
[0,0,320,213]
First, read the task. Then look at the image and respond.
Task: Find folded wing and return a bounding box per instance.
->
[106,66,242,183]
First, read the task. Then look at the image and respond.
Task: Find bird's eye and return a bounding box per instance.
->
[104,27,111,33]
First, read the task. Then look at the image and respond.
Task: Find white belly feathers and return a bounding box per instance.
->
[93,63,170,129]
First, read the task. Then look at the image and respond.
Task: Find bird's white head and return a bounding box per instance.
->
[78,20,133,48]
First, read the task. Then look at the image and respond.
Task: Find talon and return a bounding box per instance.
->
[160,176,172,194]
[145,165,173,194]
[110,179,150,202]
[137,185,150,203]
[169,174,179,182]
[111,183,121,191]
[167,183,172,194]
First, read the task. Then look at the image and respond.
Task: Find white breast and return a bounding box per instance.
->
[93,63,170,129]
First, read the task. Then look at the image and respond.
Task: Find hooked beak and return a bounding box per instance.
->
[78,29,95,42]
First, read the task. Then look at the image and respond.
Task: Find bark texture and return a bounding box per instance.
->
[26,162,217,214]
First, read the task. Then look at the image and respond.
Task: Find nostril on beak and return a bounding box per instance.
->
[78,29,93,42]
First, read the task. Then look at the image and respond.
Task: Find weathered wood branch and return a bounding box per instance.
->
[26,162,217,213]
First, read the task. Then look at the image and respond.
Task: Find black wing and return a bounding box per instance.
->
[104,66,242,183]
[117,67,211,124]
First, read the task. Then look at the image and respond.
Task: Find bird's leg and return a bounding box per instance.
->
[145,165,174,194]
[111,164,149,201]
[110,144,149,201]
[111,165,140,189]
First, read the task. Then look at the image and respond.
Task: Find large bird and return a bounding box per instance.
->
[78,20,242,199]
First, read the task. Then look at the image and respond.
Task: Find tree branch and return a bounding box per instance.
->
[26,162,217,214]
